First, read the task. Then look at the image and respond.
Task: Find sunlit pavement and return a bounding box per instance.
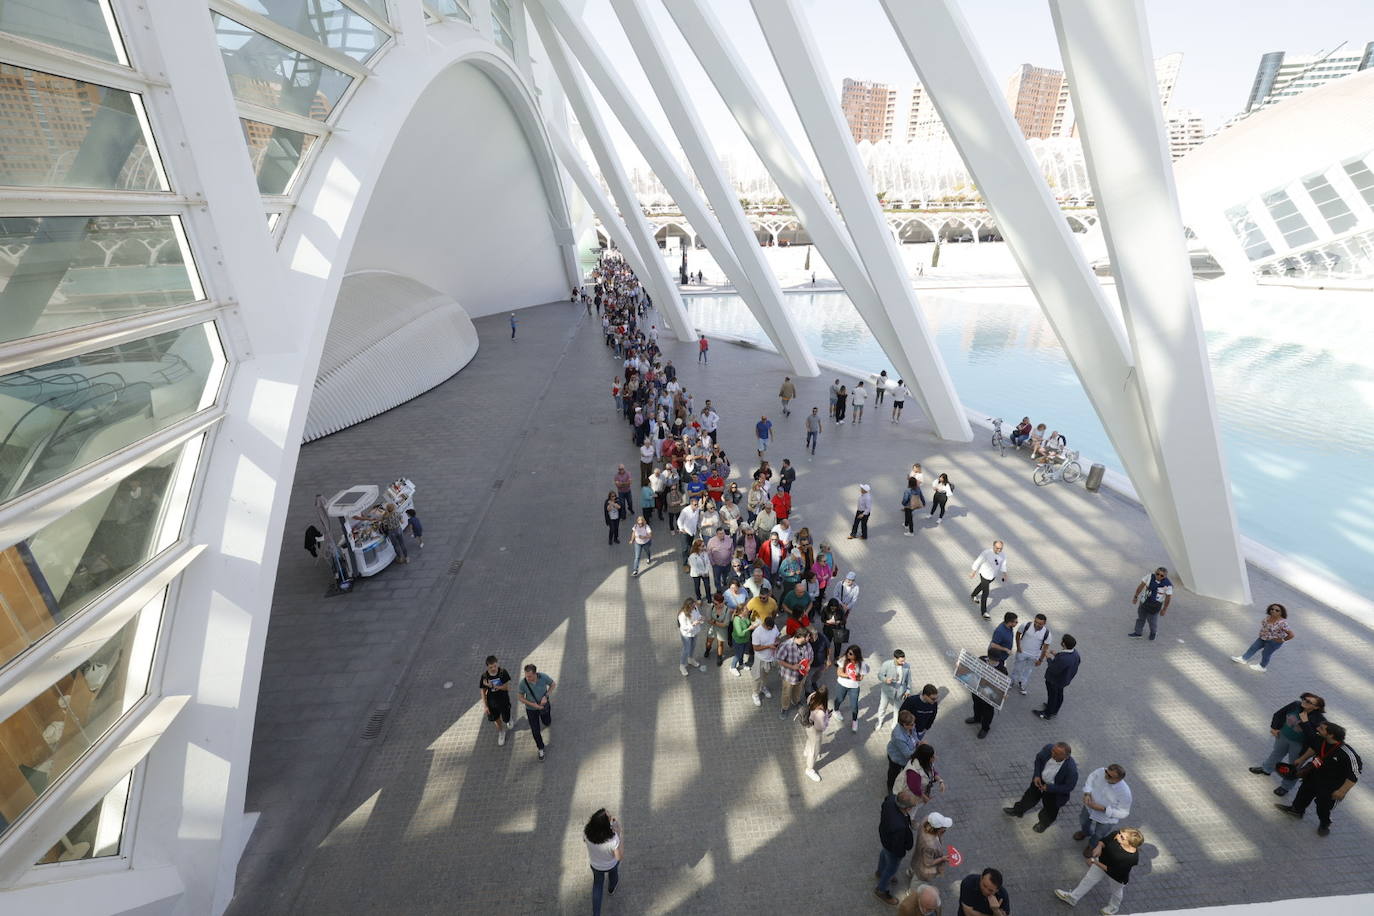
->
[229,301,1373,915]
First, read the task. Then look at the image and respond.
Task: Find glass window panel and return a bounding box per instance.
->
[213,13,352,122]
[1342,158,1374,209]
[240,119,317,195]
[351,0,390,22]
[1225,204,1273,262]
[1261,189,1317,248]
[0,215,203,344]
[491,0,514,55]
[237,0,385,62]
[0,594,161,842]
[0,322,224,501]
[0,0,124,65]
[1302,174,1358,235]
[432,0,471,22]
[0,64,165,191]
[0,436,199,671]
[35,770,131,864]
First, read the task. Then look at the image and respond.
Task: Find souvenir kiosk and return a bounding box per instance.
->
[322,478,416,578]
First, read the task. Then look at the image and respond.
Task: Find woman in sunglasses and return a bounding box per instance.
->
[1248,692,1326,797]
[1229,602,1295,671]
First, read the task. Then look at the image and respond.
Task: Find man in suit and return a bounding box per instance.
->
[1036,634,1080,721]
[1003,742,1079,831]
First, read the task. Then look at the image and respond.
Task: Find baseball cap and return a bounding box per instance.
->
[845,571,857,581]
[927,813,953,829]
[859,483,871,491]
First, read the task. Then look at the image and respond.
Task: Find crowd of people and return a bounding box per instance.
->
[475,254,1358,916]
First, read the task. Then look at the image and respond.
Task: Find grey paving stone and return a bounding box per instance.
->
[230,301,1374,916]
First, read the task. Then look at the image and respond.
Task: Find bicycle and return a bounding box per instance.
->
[988,417,1006,456]
[1033,449,1082,487]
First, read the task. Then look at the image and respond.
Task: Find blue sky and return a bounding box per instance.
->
[574,0,1373,166]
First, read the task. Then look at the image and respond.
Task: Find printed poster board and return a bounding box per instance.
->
[953,650,1010,710]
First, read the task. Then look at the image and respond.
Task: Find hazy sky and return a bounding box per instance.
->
[571,0,1373,170]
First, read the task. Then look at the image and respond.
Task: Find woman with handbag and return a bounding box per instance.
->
[893,742,944,802]
[1248,692,1325,797]
[821,597,848,658]
[603,492,623,545]
[687,539,712,599]
[811,544,835,612]
[1229,602,1295,671]
[801,686,831,782]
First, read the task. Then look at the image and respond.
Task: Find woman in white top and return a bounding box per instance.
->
[697,503,720,541]
[929,473,954,522]
[583,808,623,916]
[677,597,704,676]
[718,499,742,536]
[833,644,871,733]
[687,539,712,600]
[630,517,653,577]
[802,686,832,782]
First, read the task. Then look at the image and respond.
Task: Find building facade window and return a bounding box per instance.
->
[213,13,353,122]
[0,0,127,65]
[239,119,317,195]
[1225,204,1274,261]
[1301,172,1357,235]
[1260,189,1317,249]
[234,0,387,63]
[35,769,132,865]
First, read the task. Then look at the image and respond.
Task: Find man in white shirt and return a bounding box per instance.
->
[851,380,868,423]
[676,498,701,566]
[969,541,1009,620]
[891,380,913,423]
[848,483,873,539]
[700,402,721,448]
[1074,764,1132,853]
[771,517,794,547]
[751,615,781,707]
[1010,614,1053,696]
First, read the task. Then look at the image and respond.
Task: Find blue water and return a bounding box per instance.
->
[687,287,1374,598]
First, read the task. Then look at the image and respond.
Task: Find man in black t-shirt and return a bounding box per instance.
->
[958,868,1010,915]
[479,655,514,747]
[1277,721,1361,835]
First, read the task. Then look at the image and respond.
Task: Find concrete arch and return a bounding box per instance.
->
[938,216,975,242]
[654,221,692,247]
[896,218,935,243]
[775,220,812,246]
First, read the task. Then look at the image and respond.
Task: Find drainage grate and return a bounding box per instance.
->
[448,558,464,576]
[360,704,391,741]
[491,478,505,490]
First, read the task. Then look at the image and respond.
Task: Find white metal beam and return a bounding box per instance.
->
[525,6,692,339]
[548,0,816,375]
[877,0,1243,602]
[661,0,969,439]
[1049,0,1249,602]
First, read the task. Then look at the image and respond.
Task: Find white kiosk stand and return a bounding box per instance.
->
[323,479,416,578]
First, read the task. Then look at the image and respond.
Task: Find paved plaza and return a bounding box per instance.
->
[228,301,1374,915]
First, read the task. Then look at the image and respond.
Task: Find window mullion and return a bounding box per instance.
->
[0,32,161,93]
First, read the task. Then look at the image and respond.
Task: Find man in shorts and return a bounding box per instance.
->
[479,655,514,746]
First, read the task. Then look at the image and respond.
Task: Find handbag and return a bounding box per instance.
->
[831,625,851,646]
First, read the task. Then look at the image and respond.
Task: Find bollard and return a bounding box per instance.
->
[1085,463,1105,492]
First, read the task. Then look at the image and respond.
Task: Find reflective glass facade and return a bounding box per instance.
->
[240,119,317,195]
[213,13,353,122]
[237,0,386,62]
[0,0,125,64]
[491,0,515,55]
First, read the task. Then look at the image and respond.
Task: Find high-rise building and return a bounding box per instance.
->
[905,82,948,143]
[1004,64,1068,139]
[1242,42,1374,114]
[1163,108,1208,160]
[1155,52,1182,109]
[840,77,896,143]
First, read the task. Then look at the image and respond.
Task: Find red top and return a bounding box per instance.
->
[699,337,709,351]
[706,474,725,500]
[772,492,792,519]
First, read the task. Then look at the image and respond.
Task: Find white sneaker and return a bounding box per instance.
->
[752,693,762,706]
[763,688,772,699]
[1229,655,1246,664]
[680,664,690,676]
[1019,686,1028,696]
[850,719,858,733]
[689,659,703,669]
[732,667,742,677]
[805,769,821,782]
[1054,890,1075,906]
[498,729,507,746]
[1249,663,1267,672]
[1099,906,1119,916]
[903,531,913,537]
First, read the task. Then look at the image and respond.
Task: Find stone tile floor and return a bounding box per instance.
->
[229,300,1374,915]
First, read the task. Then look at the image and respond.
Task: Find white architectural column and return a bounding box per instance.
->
[529,16,693,339]
[878,0,1247,601]
[531,0,815,375]
[747,0,967,436]
[1049,0,1249,602]
[662,0,970,440]
[605,0,817,376]
[547,124,659,289]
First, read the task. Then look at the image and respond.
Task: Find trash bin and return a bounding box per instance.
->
[1085,463,1106,492]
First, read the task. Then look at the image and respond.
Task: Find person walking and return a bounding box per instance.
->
[779,376,797,416]
[755,415,773,457]
[907,814,953,896]
[517,663,557,760]
[899,684,941,743]
[874,370,888,405]
[583,808,623,916]
[750,614,782,707]
[1128,567,1173,641]
[1248,692,1326,797]
[1054,827,1144,915]
[698,333,709,363]
[479,656,514,746]
[849,483,873,539]
[805,406,823,456]
[900,477,919,536]
[1004,742,1078,832]
[510,312,518,338]
[629,516,653,576]
[613,465,634,517]
[852,380,868,423]
[969,541,1009,620]
[886,711,922,796]
[677,598,705,676]
[835,384,848,423]
[964,653,1007,739]
[928,473,953,522]
[893,742,943,802]
[801,685,832,782]
[776,628,812,719]
[1036,635,1080,720]
[876,649,913,731]
[834,644,871,733]
[677,496,701,564]
[603,492,623,545]
[875,791,920,906]
[1074,765,1132,854]
[829,379,840,418]
[891,380,911,423]
[1230,602,1295,671]
[1275,721,1362,836]
[1010,614,1053,697]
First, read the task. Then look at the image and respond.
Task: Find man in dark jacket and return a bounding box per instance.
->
[1004,742,1079,831]
[1277,721,1362,836]
[1249,692,1325,797]
[875,791,919,906]
[1036,634,1080,720]
[899,684,941,742]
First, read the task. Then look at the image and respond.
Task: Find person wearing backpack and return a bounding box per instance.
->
[900,476,919,536]
[1128,567,1173,640]
[1010,614,1053,697]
